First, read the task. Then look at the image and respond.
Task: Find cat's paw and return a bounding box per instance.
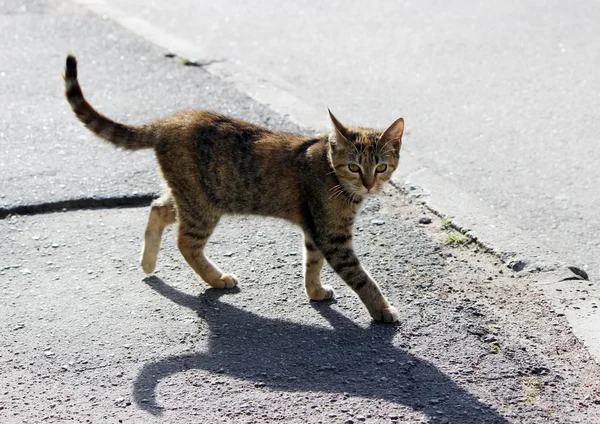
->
[140,256,156,274]
[371,306,399,323]
[307,284,335,301]
[208,273,239,289]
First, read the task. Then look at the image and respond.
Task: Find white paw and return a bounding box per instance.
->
[307,284,335,301]
[140,255,156,274]
[371,306,399,323]
[208,273,239,289]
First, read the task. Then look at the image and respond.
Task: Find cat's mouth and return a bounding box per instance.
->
[357,185,381,196]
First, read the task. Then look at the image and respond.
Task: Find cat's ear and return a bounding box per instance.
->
[328,109,351,147]
[380,117,404,153]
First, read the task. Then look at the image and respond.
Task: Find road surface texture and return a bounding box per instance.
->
[69,0,600,360]
[70,0,600,273]
[1,1,600,423]
[3,198,600,422]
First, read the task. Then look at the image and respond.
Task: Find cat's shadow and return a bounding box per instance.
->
[135,277,508,423]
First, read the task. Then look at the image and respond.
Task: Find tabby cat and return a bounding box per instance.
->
[64,55,405,322]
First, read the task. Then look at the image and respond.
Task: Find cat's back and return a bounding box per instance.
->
[155,110,329,220]
[156,110,318,159]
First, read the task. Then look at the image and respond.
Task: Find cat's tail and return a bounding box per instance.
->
[64,54,155,150]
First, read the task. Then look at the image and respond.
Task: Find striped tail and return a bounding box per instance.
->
[64,55,155,150]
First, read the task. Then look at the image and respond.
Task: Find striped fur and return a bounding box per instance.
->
[64,55,155,150]
[64,55,405,322]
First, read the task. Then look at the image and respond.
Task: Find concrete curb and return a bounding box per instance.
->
[391,152,599,362]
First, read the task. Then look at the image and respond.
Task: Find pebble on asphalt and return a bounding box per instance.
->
[419,216,433,224]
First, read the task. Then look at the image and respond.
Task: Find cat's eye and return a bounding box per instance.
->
[376,164,388,173]
[348,164,361,173]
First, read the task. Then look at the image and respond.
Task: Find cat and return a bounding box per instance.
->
[64,54,405,322]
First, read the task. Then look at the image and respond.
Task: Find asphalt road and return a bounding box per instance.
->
[2,0,600,422]
[3,195,600,423]
[0,0,304,213]
[72,0,600,279]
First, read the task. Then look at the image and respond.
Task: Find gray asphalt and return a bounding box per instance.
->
[2,0,600,422]
[69,0,600,369]
[3,196,599,422]
[72,0,600,285]
[0,0,304,214]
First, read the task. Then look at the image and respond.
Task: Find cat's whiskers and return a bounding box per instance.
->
[328,184,342,194]
[345,191,354,206]
[328,185,347,202]
[327,187,341,199]
[347,190,362,207]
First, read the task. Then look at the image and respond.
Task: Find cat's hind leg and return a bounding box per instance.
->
[177,214,238,289]
[141,194,177,274]
[303,232,334,301]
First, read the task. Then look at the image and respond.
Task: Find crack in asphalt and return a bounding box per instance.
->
[0,194,156,218]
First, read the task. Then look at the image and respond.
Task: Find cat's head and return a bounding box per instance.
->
[327,110,404,197]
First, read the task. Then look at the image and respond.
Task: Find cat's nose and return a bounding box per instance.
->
[364,182,375,191]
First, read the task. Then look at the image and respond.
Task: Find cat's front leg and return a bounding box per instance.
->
[320,239,398,322]
[141,194,177,274]
[303,232,334,301]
